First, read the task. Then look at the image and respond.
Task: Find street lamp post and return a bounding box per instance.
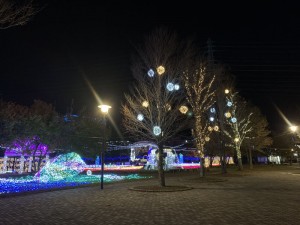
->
[98,104,111,190]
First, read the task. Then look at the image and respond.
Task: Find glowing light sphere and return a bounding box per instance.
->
[209,116,214,122]
[231,117,237,123]
[290,126,298,132]
[234,137,239,143]
[137,114,144,121]
[208,126,213,131]
[227,101,233,107]
[174,84,180,90]
[210,108,216,113]
[156,66,165,75]
[153,126,162,136]
[225,112,231,118]
[142,101,149,107]
[214,125,219,131]
[147,69,155,77]
[166,82,175,91]
[179,105,189,114]
[205,137,210,142]
[225,89,230,94]
[98,104,111,114]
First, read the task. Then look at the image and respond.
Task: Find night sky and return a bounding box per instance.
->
[0,0,299,134]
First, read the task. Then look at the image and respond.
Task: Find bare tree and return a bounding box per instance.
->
[0,0,36,29]
[122,28,191,187]
[183,59,216,177]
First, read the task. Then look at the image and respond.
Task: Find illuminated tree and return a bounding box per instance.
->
[122,28,191,187]
[0,0,36,29]
[183,60,215,177]
[223,92,253,170]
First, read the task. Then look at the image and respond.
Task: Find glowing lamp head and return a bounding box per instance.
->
[156,66,165,75]
[98,104,111,114]
[225,89,230,94]
[290,126,298,133]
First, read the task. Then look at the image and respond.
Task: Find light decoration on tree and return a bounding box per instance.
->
[156,65,165,75]
[137,114,144,121]
[225,89,230,94]
[166,82,175,91]
[231,117,237,123]
[153,126,162,136]
[227,101,233,107]
[209,116,214,122]
[174,84,180,90]
[210,108,216,113]
[179,105,188,114]
[225,112,231,118]
[147,69,155,77]
[208,126,213,132]
[234,137,240,143]
[142,101,149,107]
[214,125,219,131]
[205,137,210,142]
[165,103,171,111]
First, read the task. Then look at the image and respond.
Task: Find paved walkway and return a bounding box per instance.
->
[0,166,300,225]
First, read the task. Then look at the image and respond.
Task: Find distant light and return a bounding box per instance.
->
[225,89,229,94]
[209,117,214,122]
[231,117,237,123]
[290,126,298,132]
[166,82,174,91]
[156,66,165,75]
[153,126,162,136]
[142,101,149,107]
[227,101,233,107]
[137,114,144,121]
[147,69,155,77]
[174,84,180,90]
[98,105,111,114]
[210,108,216,113]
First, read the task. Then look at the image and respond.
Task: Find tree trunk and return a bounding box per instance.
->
[236,146,243,170]
[158,143,165,187]
[220,140,227,174]
[200,157,205,177]
[249,148,253,169]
